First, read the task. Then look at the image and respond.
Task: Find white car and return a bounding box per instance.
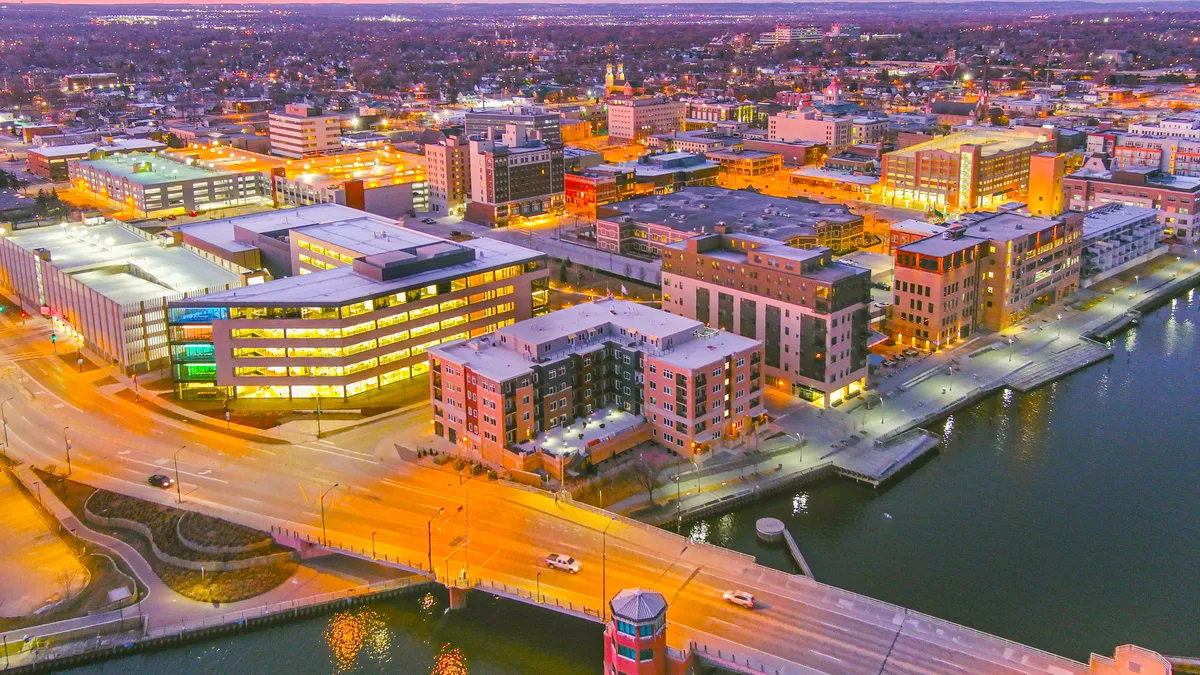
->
[545,553,581,574]
[722,590,755,608]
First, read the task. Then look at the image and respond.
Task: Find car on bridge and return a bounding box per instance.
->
[545,553,581,574]
[722,590,756,609]
[148,474,173,489]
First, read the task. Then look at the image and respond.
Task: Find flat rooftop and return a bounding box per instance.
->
[294,217,442,257]
[960,212,1065,241]
[173,236,540,307]
[657,330,759,370]
[429,338,535,383]
[888,129,1051,158]
[706,148,778,161]
[30,139,164,159]
[171,203,383,254]
[1081,205,1161,238]
[1069,166,1200,191]
[604,187,860,237]
[790,167,880,186]
[890,219,949,236]
[498,299,700,347]
[899,232,987,257]
[4,222,243,304]
[516,408,644,460]
[74,153,237,185]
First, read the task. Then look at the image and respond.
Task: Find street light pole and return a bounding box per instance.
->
[315,395,322,438]
[173,445,185,503]
[1,397,13,464]
[601,518,615,621]
[63,426,71,476]
[320,483,339,547]
[536,570,542,603]
[371,531,378,560]
[426,507,444,576]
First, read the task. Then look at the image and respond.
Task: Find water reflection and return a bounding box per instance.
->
[687,520,710,544]
[325,608,391,672]
[792,492,810,516]
[942,415,955,444]
[431,644,468,675]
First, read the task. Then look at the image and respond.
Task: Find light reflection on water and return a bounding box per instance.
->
[325,608,391,672]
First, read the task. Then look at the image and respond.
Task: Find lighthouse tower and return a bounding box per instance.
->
[604,588,669,675]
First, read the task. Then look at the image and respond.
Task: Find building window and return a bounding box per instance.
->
[616,621,637,636]
[617,645,637,661]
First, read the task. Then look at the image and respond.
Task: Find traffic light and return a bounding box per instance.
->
[50,333,56,344]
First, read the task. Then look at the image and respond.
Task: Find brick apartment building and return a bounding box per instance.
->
[429,299,764,472]
[660,232,872,407]
[1065,155,1200,244]
[466,125,565,227]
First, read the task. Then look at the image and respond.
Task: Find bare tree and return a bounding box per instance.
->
[632,454,660,505]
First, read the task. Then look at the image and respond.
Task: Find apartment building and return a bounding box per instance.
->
[1080,204,1164,283]
[428,299,764,472]
[850,117,889,146]
[607,97,687,142]
[268,104,342,158]
[424,135,471,216]
[1104,135,1200,178]
[466,125,565,227]
[166,230,549,402]
[891,211,1083,348]
[768,109,852,154]
[880,128,1056,212]
[661,233,871,407]
[1127,115,1200,141]
[1065,156,1200,243]
[464,106,562,145]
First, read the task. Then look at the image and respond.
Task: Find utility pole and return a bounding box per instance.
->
[63,426,71,476]
[320,483,339,547]
[173,445,185,503]
[426,507,444,576]
[1,397,13,465]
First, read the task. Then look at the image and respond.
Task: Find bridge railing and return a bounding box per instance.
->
[451,577,604,623]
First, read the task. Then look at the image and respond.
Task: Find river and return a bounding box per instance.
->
[68,289,1199,672]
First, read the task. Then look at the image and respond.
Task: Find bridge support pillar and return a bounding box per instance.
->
[448,586,468,611]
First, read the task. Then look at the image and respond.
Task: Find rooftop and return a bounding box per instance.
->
[899,231,987,257]
[173,236,540,307]
[429,336,535,382]
[3,221,243,305]
[498,299,700,347]
[656,329,760,369]
[1081,204,1161,238]
[516,408,644,460]
[1068,166,1200,191]
[74,153,238,185]
[170,203,383,254]
[294,217,441,257]
[604,187,859,237]
[887,128,1052,159]
[790,167,880,186]
[960,212,1065,241]
[29,138,165,159]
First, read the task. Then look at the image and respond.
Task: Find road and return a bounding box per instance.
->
[0,307,1090,673]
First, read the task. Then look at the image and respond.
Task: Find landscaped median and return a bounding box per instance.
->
[37,470,298,604]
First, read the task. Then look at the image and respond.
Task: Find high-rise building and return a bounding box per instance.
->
[466,125,564,228]
[1028,152,1066,217]
[661,232,872,407]
[268,104,342,159]
[464,106,562,144]
[606,97,686,142]
[429,299,764,468]
[425,135,471,216]
[768,109,852,154]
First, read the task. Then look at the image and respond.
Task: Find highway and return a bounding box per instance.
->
[0,311,1090,674]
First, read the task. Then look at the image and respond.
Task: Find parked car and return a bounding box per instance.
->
[893,353,906,362]
[422,217,437,224]
[545,553,581,574]
[882,359,896,367]
[187,210,199,217]
[148,474,173,489]
[903,348,920,357]
[722,590,755,608]
[166,214,177,221]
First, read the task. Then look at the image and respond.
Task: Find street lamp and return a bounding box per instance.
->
[63,426,71,476]
[371,531,378,560]
[320,483,339,547]
[601,517,616,621]
[536,570,542,603]
[426,507,444,576]
[173,445,185,503]
[1,396,13,463]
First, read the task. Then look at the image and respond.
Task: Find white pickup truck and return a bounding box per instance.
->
[544,553,581,574]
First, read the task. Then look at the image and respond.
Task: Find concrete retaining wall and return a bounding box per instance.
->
[175,511,272,556]
[84,494,292,572]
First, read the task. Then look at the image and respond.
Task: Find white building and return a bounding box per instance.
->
[606,97,686,142]
[768,109,852,154]
[1080,204,1165,284]
[268,104,342,158]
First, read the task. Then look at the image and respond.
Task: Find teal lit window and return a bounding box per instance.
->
[616,645,636,661]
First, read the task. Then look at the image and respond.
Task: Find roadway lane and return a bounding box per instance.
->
[0,311,1089,675]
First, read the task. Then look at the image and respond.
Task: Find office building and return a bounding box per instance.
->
[269,104,343,158]
[0,220,253,372]
[429,299,764,472]
[26,138,165,181]
[661,232,871,406]
[1080,204,1165,283]
[891,211,1082,348]
[850,117,889,146]
[596,187,863,258]
[1028,152,1067,217]
[464,106,561,145]
[564,169,650,217]
[425,135,471,216]
[61,73,120,92]
[67,152,269,218]
[647,130,742,155]
[592,153,719,199]
[879,128,1056,212]
[682,99,757,125]
[1065,156,1200,243]
[706,148,784,188]
[768,109,852,154]
[166,224,549,402]
[607,97,686,142]
[466,125,565,228]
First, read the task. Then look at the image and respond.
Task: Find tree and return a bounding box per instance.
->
[558,263,568,284]
[632,453,660,505]
[166,133,187,149]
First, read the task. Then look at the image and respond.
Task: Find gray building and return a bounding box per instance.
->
[465,106,561,145]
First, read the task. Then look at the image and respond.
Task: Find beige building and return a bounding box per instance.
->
[607,97,686,141]
[269,104,342,158]
[425,135,471,216]
[769,109,852,154]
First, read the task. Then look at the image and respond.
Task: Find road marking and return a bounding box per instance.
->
[479,544,507,569]
[116,455,228,483]
[294,444,376,464]
[810,649,842,662]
